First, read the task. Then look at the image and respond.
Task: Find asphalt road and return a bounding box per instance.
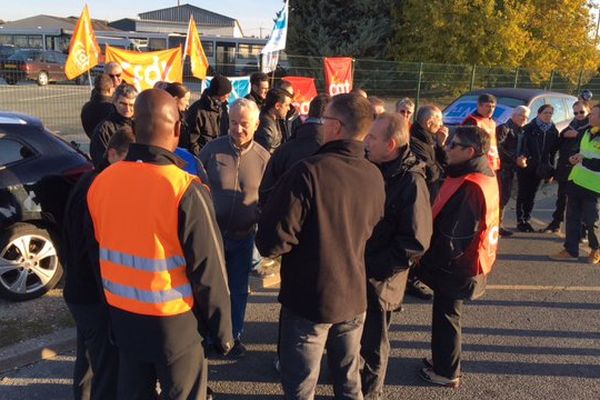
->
[1,185,599,400]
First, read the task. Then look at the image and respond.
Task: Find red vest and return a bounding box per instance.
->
[463,114,500,171]
[432,172,500,276]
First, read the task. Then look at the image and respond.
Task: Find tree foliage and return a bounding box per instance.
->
[389,0,600,81]
[287,0,394,58]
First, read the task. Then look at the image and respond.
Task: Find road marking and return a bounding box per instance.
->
[487,284,600,291]
[0,377,72,386]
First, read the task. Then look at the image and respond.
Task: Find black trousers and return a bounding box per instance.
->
[431,294,463,380]
[360,286,393,400]
[67,302,119,400]
[551,180,568,224]
[516,168,542,224]
[498,167,515,226]
[117,345,207,400]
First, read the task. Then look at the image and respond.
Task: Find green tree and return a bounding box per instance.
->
[287,0,394,57]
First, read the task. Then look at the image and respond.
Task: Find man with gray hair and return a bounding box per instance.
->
[496,105,530,236]
[396,97,415,121]
[200,98,270,357]
[361,112,432,399]
[104,61,123,88]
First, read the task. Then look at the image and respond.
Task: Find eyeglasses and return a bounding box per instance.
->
[447,140,472,150]
[321,114,345,126]
[109,73,122,79]
[573,110,587,115]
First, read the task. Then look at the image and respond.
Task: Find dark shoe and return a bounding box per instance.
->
[406,278,433,300]
[541,221,560,233]
[227,340,247,359]
[499,227,513,237]
[517,222,534,232]
[207,386,214,400]
[422,357,433,368]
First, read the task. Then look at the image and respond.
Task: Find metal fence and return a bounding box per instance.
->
[2,54,600,141]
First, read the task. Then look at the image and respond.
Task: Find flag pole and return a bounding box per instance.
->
[87,69,92,89]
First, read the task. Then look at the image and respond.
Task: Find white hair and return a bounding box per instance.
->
[230,98,260,121]
[513,105,530,116]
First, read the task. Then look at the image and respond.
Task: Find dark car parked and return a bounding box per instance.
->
[0,112,92,301]
[0,49,75,86]
[443,88,578,132]
[0,45,16,62]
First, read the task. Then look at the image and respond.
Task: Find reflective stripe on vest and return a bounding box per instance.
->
[432,172,500,275]
[88,161,198,317]
[569,130,600,194]
[464,114,501,171]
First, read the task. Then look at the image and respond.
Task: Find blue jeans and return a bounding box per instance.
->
[564,183,600,256]
[251,242,263,271]
[223,235,254,340]
[279,307,365,400]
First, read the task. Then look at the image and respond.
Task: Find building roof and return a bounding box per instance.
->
[138,3,236,26]
[0,14,118,32]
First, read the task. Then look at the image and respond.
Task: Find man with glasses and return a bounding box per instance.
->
[105,62,123,88]
[90,84,138,169]
[496,105,531,236]
[396,98,415,121]
[417,126,499,388]
[257,93,385,399]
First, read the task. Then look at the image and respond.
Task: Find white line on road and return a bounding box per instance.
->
[17,93,79,102]
[487,284,600,291]
[0,377,72,386]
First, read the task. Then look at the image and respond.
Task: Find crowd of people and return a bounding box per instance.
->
[61,62,600,400]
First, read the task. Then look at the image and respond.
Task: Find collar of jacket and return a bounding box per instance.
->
[91,92,112,104]
[446,154,493,178]
[250,91,265,107]
[227,135,255,156]
[124,143,186,168]
[107,111,132,126]
[380,145,423,180]
[410,122,435,145]
[199,92,223,112]
[317,139,365,158]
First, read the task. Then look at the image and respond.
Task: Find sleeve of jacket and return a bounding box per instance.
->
[185,108,203,156]
[178,181,233,351]
[256,162,312,258]
[519,124,532,158]
[255,119,276,152]
[463,116,477,126]
[258,155,281,209]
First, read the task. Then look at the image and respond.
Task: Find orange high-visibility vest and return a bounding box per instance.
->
[432,172,500,275]
[87,162,198,317]
[463,114,500,171]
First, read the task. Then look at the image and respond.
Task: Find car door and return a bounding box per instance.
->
[41,52,58,81]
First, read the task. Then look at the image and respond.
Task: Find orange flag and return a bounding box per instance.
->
[64,5,101,80]
[184,16,209,79]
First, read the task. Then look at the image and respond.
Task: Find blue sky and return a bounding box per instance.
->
[2,1,285,37]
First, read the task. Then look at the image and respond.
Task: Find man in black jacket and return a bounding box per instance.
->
[184,74,232,155]
[255,88,292,153]
[86,90,233,399]
[244,72,269,110]
[418,126,499,387]
[80,74,115,138]
[63,127,134,400]
[361,113,432,399]
[256,93,385,399]
[259,93,330,206]
[89,83,137,169]
[496,105,530,236]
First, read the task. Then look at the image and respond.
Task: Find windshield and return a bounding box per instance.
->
[0,47,15,57]
[443,95,527,125]
[8,50,40,62]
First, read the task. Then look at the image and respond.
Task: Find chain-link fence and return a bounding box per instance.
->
[1,53,600,142]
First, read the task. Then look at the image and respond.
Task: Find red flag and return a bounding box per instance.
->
[323,57,353,96]
[282,76,318,116]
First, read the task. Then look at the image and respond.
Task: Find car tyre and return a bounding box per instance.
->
[37,71,49,86]
[5,77,17,85]
[0,223,63,301]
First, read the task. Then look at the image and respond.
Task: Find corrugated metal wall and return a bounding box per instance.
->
[138,5,234,26]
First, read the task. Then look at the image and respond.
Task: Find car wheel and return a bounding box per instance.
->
[0,223,63,301]
[37,71,49,86]
[5,77,17,85]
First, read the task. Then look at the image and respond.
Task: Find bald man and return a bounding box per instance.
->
[87,89,233,400]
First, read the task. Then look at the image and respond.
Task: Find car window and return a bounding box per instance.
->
[0,138,34,166]
[546,96,569,124]
[8,50,39,62]
[563,97,576,120]
[443,95,526,125]
[527,98,545,122]
[42,52,56,63]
